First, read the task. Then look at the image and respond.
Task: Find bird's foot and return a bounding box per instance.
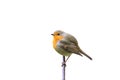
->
[61,62,66,67]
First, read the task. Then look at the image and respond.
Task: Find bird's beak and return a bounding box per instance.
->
[51,34,54,36]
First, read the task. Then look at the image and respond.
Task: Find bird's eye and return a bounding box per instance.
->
[57,33,60,35]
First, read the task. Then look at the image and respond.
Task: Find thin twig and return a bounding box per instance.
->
[62,56,66,80]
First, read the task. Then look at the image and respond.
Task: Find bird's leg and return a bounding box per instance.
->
[62,55,71,66]
[65,55,71,63]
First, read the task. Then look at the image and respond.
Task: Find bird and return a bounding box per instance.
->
[51,30,92,64]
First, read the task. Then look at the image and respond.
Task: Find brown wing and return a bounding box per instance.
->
[59,40,83,56]
[60,40,92,60]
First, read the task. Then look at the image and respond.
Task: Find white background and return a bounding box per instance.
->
[0,0,120,80]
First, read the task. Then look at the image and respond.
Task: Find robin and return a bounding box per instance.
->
[51,30,92,64]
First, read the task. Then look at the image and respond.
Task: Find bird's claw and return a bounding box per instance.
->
[61,62,66,67]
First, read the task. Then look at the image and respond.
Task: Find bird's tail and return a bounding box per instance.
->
[79,50,92,60]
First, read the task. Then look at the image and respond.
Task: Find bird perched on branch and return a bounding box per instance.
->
[51,30,92,64]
